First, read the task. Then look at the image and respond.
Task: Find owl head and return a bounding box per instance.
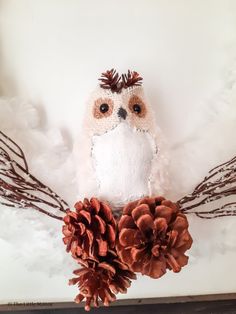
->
[83,69,156,136]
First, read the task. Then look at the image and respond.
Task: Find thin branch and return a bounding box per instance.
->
[0,130,69,220]
[0,131,29,172]
[178,154,236,219]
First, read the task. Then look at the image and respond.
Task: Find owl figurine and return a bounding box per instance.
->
[77,69,169,209]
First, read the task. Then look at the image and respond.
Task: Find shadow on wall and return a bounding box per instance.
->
[0,19,17,95]
[0,0,15,94]
[0,0,74,145]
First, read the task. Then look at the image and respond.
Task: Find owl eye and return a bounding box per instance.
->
[128,95,146,118]
[133,104,141,114]
[100,103,109,113]
[93,98,114,119]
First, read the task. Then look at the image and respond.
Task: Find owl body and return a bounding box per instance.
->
[91,122,156,207]
[77,73,169,209]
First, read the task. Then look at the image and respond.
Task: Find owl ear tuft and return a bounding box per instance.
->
[99,69,143,93]
[122,70,143,89]
[99,69,123,93]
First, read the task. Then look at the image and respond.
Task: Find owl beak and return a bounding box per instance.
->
[117,107,127,120]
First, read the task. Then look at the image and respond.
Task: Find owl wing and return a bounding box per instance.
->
[0,97,73,221]
[148,126,170,197]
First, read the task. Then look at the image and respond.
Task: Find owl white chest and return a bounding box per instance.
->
[91,123,156,207]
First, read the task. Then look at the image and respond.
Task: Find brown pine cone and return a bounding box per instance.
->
[62,198,116,261]
[116,196,193,279]
[69,255,136,311]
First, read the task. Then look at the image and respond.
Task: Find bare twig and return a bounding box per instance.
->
[178,155,236,218]
[0,131,28,172]
[0,131,69,221]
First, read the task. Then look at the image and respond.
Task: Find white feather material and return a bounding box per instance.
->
[91,122,156,207]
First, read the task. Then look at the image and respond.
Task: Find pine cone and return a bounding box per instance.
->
[116,196,193,279]
[69,255,136,311]
[62,198,116,261]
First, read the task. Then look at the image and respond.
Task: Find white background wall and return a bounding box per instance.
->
[1,0,236,304]
[0,0,236,140]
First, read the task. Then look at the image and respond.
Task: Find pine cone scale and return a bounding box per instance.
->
[118,215,136,229]
[106,224,116,245]
[171,215,189,232]
[100,202,114,222]
[78,222,86,235]
[119,228,144,247]
[136,214,154,232]
[123,200,139,215]
[155,205,174,223]
[143,256,166,278]
[79,210,92,224]
[153,217,168,233]
[90,197,100,213]
[166,253,182,273]
[131,246,146,262]
[94,215,106,234]
[151,244,160,257]
[96,238,108,256]
[131,204,151,221]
